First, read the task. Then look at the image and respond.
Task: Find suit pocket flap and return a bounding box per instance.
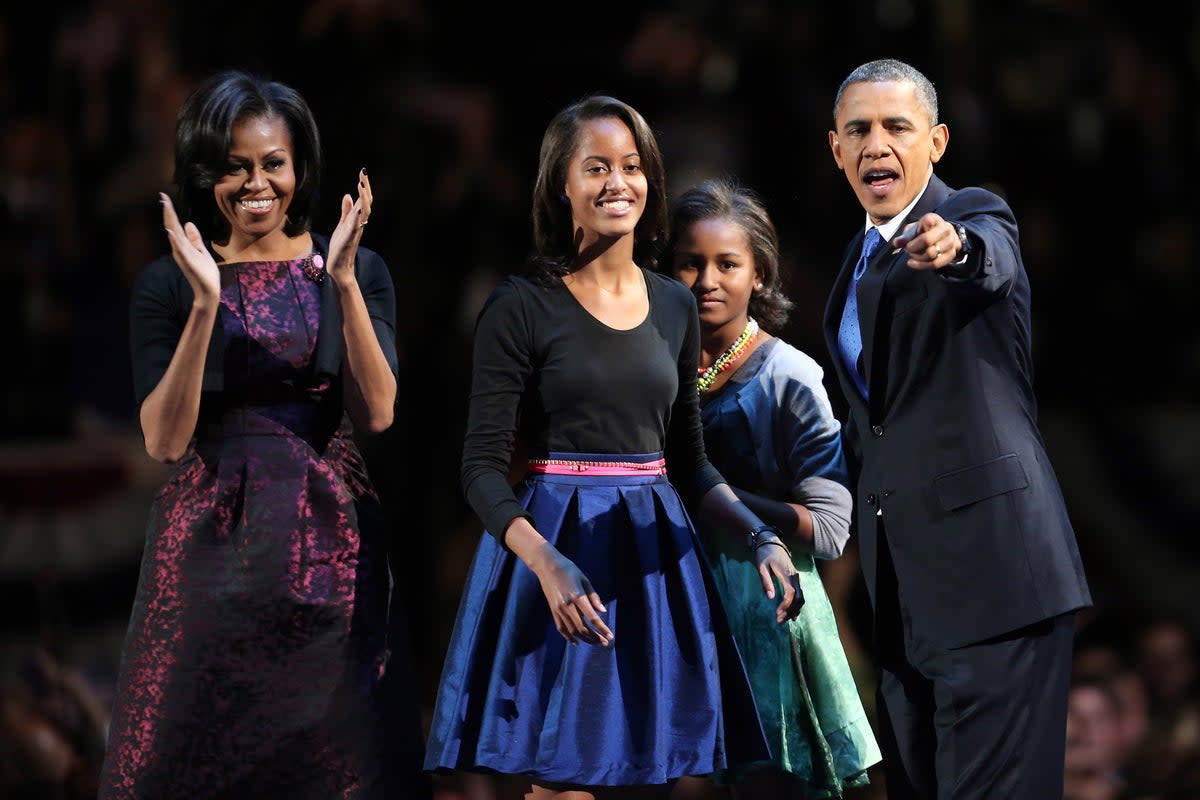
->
[934,453,1029,511]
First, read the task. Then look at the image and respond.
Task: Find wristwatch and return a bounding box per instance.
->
[953,223,971,260]
[746,523,783,551]
[941,223,973,274]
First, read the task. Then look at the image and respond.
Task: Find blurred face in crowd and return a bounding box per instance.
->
[1110,669,1149,761]
[1136,621,1197,705]
[214,113,296,246]
[1066,684,1123,774]
[829,79,947,227]
[563,116,646,248]
[671,216,761,335]
[1073,643,1124,678]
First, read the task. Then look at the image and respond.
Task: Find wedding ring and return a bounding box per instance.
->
[359,220,369,228]
[934,243,942,257]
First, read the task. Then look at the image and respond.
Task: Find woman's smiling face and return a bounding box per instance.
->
[562,116,647,248]
[213,113,297,245]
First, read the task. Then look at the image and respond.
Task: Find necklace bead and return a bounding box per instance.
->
[697,318,758,393]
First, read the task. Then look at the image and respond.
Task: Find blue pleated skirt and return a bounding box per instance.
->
[424,452,769,786]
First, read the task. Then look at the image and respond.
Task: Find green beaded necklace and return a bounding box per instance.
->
[696,317,759,394]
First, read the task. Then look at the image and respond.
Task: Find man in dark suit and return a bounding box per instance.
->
[822,58,1092,798]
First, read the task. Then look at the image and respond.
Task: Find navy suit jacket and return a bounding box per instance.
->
[822,175,1091,649]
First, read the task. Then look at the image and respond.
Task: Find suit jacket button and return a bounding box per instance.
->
[867,493,877,506]
[871,425,884,436]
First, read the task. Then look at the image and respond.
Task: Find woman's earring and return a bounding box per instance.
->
[559,193,569,205]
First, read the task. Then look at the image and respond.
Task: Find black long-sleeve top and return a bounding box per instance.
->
[460,269,725,538]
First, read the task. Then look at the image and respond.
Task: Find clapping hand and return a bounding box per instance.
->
[160,192,220,302]
[326,168,372,286]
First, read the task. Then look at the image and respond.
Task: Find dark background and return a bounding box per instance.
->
[1,0,1197,796]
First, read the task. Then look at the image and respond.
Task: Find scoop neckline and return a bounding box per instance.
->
[559,267,652,334]
[218,254,308,268]
[213,233,316,268]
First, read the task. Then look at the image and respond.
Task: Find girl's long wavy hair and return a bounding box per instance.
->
[525,95,667,284]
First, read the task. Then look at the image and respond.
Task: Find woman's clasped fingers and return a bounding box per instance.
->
[558,590,611,647]
[551,606,578,645]
[577,588,613,645]
[557,600,597,645]
[535,551,612,646]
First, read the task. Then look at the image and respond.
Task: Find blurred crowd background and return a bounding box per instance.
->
[1,0,1197,798]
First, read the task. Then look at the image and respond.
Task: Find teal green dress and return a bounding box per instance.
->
[697,338,881,797]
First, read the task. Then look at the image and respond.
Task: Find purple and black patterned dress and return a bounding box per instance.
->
[100,254,415,798]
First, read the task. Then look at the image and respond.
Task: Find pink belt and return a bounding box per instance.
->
[528,458,667,476]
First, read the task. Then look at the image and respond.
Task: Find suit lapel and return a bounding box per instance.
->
[854,236,899,400]
[823,231,868,414]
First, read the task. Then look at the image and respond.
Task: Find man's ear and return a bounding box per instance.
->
[930,123,949,164]
[829,130,844,169]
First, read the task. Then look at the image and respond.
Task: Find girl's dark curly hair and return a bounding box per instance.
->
[664,178,794,333]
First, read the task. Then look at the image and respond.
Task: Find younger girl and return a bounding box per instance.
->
[668,179,881,798]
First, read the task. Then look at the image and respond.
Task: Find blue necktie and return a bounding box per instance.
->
[837,227,883,399]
